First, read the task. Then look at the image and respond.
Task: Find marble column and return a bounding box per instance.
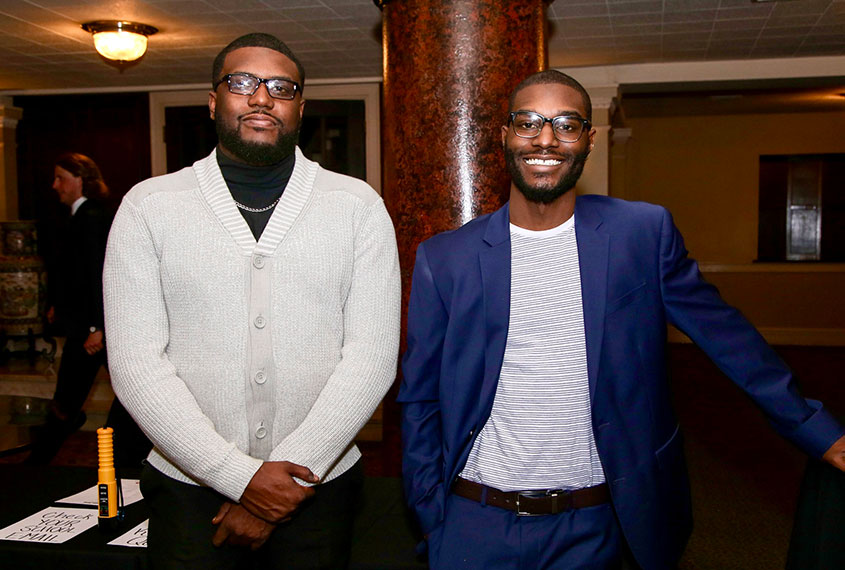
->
[378,0,551,472]
[0,98,23,221]
[380,0,550,305]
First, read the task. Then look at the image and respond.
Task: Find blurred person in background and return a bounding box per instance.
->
[28,152,112,464]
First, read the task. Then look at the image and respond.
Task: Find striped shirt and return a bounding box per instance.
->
[460,214,606,491]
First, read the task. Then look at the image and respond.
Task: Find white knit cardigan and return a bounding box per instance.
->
[104,148,400,502]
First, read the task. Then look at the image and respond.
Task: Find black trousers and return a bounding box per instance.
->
[27,334,106,464]
[52,333,106,417]
[141,459,364,570]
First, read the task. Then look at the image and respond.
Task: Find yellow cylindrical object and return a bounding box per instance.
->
[97,427,118,519]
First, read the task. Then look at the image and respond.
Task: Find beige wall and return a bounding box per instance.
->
[615,110,845,344]
[620,111,845,262]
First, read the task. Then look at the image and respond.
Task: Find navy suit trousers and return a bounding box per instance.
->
[428,493,624,570]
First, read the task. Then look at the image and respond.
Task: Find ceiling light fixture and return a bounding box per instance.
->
[81,20,158,62]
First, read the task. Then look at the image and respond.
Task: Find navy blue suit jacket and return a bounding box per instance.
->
[399,195,844,570]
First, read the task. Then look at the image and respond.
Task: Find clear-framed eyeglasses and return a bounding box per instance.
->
[214,73,301,100]
[508,111,591,143]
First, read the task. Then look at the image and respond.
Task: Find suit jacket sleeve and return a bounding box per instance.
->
[399,243,449,535]
[80,204,111,331]
[657,207,844,458]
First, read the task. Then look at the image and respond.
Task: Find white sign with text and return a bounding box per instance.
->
[108,519,148,548]
[0,507,98,544]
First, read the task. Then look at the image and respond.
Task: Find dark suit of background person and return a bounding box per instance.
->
[398,71,845,570]
[28,153,112,464]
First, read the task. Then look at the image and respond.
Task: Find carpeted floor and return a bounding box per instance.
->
[671,344,844,570]
[4,344,842,569]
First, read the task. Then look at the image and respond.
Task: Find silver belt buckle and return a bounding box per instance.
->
[516,489,567,516]
[516,490,550,516]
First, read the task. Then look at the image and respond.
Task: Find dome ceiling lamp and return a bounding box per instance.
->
[81,20,158,63]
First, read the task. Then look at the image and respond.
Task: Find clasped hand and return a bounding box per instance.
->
[212,461,318,549]
[212,502,274,550]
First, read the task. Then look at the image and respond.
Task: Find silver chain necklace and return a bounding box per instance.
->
[233,196,281,213]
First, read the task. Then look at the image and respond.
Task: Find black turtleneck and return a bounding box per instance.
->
[217,149,295,240]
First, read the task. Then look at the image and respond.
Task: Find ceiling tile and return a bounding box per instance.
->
[715,6,773,20]
[610,12,663,26]
[751,46,800,58]
[660,49,707,60]
[613,23,663,36]
[663,0,720,12]
[614,35,662,47]
[759,25,815,38]
[203,0,270,9]
[663,9,716,23]
[563,36,616,48]
[662,21,715,33]
[754,37,804,49]
[549,4,610,18]
[712,18,766,31]
[607,1,664,16]
[227,10,291,24]
[1,0,844,91]
[795,44,845,55]
[770,0,832,17]
[766,15,823,28]
[801,33,845,45]
[709,28,760,40]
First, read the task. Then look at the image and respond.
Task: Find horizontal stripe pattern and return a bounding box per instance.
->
[461,217,605,491]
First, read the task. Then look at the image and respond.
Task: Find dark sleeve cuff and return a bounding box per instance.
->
[788,399,845,459]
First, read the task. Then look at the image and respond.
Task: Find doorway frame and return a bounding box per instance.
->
[149,81,381,194]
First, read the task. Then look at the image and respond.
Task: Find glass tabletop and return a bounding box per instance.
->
[0,395,49,457]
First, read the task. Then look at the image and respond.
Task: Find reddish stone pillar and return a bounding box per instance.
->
[377,0,550,474]
[382,0,549,265]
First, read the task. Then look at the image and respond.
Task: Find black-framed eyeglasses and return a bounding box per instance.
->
[508,111,591,143]
[214,73,301,100]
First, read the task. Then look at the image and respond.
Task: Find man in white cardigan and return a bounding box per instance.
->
[103,33,400,569]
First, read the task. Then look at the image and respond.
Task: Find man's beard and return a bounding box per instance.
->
[505,146,589,204]
[216,115,299,166]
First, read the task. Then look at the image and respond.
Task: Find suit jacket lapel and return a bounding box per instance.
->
[478,204,511,428]
[575,199,609,400]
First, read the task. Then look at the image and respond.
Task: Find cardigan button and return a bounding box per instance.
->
[255,424,267,439]
[254,316,266,329]
[253,255,265,269]
[254,370,267,384]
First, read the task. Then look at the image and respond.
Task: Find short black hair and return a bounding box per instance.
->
[212,33,305,92]
[508,70,592,121]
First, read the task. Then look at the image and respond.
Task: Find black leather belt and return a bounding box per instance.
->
[452,477,610,516]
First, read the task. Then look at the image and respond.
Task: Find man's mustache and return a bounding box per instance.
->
[239,111,282,126]
[517,149,569,160]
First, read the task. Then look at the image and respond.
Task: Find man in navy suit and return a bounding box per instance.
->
[399,70,845,569]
